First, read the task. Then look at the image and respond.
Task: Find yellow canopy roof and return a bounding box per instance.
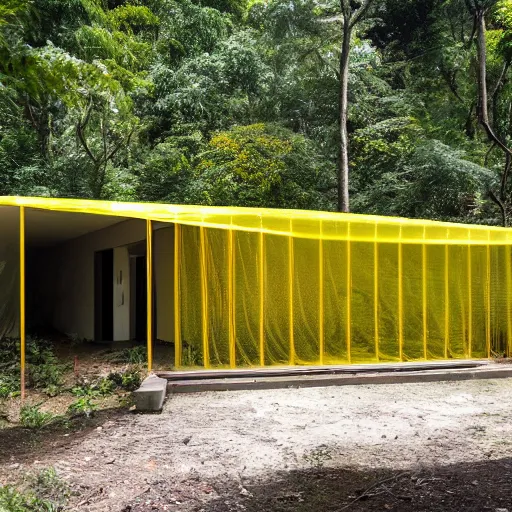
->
[0,196,510,245]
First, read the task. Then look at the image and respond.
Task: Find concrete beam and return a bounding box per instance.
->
[133,374,167,411]
[166,364,512,394]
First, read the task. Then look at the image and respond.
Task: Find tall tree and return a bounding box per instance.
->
[338,0,375,212]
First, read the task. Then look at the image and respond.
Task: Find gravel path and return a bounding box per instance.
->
[4,378,512,510]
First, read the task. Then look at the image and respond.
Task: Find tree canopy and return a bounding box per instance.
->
[1,0,512,224]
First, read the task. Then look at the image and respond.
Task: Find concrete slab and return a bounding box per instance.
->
[157,360,488,381]
[166,364,512,394]
[133,374,167,411]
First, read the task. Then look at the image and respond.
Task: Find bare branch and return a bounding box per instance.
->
[76,98,98,165]
[489,189,507,227]
[349,0,374,29]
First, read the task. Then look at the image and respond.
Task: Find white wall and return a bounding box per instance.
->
[35,219,175,342]
[50,219,146,340]
[113,246,130,341]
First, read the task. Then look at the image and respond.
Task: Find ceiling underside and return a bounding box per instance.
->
[0,206,128,247]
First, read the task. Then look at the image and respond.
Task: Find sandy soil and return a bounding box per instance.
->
[2,378,512,510]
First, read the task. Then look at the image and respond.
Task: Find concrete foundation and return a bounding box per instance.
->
[133,374,167,411]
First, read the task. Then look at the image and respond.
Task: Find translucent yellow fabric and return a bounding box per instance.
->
[177,226,510,367]
[1,196,512,367]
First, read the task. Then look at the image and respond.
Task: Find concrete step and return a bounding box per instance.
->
[165,363,512,394]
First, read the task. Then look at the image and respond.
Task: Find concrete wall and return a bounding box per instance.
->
[114,246,130,341]
[33,219,175,342]
[50,219,146,340]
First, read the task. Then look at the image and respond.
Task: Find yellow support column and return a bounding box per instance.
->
[444,241,449,359]
[146,220,153,373]
[174,224,181,368]
[467,234,473,358]
[507,245,512,357]
[422,227,427,360]
[486,234,491,358]
[398,225,403,362]
[228,226,236,368]
[288,220,295,365]
[259,227,265,367]
[200,227,210,368]
[319,222,324,365]
[20,206,26,400]
[374,223,379,361]
[346,223,351,363]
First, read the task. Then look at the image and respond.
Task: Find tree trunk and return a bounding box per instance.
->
[338,15,352,213]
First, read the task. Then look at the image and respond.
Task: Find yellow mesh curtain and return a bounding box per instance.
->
[175,217,512,368]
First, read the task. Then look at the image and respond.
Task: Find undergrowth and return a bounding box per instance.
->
[0,338,67,398]
[19,404,56,429]
[0,467,72,511]
[106,345,147,365]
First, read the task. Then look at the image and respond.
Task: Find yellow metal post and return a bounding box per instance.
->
[146,220,153,373]
[288,221,295,365]
[507,245,512,357]
[486,235,491,358]
[374,223,379,361]
[398,225,403,361]
[422,227,427,360]
[259,228,265,366]
[228,227,236,368]
[174,224,181,368]
[467,235,472,358]
[346,223,351,363]
[200,226,210,368]
[444,242,449,359]
[20,206,26,400]
[319,223,324,365]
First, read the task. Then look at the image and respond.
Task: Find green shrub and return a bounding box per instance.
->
[107,368,142,391]
[72,376,117,398]
[0,468,70,511]
[0,485,59,512]
[68,397,97,417]
[121,369,142,391]
[0,374,20,399]
[19,405,55,429]
[27,467,72,505]
[0,338,66,397]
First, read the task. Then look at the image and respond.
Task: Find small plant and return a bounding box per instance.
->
[19,404,55,429]
[68,397,97,418]
[107,368,142,391]
[27,467,72,505]
[0,468,71,511]
[0,374,20,399]
[0,484,60,512]
[303,445,333,468]
[98,377,116,395]
[106,345,147,365]
[181,342,203,367]
[43,384,61,397]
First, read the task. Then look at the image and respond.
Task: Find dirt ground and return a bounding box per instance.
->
[2,378,512,511]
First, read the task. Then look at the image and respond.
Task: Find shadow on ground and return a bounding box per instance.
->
[0,408,129,465]
[127,457,512,511]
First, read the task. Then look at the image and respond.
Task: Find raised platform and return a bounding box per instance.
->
[154,360,512,394]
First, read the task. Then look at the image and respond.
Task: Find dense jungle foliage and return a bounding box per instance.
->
[1,0,512,224]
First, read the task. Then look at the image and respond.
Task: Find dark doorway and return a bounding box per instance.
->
[135,255,147,341]
[94,249,114,341]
